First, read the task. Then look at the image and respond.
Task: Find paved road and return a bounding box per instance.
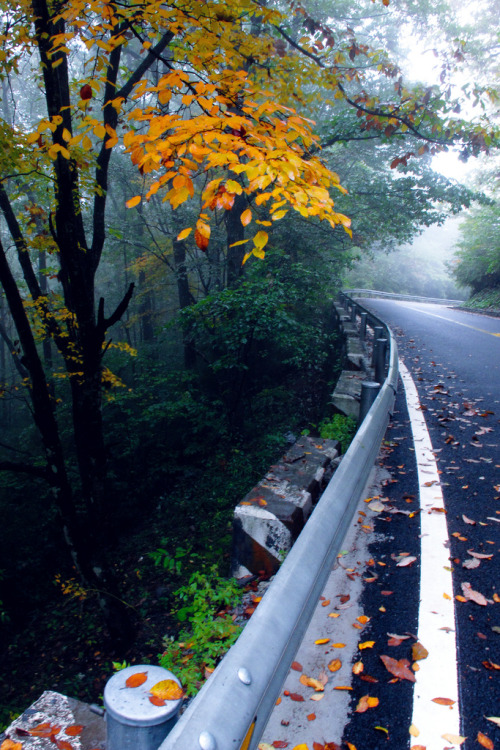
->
[261,300,499,750]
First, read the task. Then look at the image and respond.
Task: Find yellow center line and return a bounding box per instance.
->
[403,305,500,337]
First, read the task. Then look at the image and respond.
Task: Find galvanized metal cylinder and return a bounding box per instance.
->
[371,326,384,366]
[374,338,388,385]
[350,303,357,323]
[359,381,381,425]
[104,665,182,750]
[359,312,367,340]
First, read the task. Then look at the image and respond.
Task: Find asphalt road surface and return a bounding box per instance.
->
[261,300,499,750]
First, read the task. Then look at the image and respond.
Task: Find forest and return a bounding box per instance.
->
[0,0,498,722]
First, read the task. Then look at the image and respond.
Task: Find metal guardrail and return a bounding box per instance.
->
[346,288,464,306]
[159,294,398,750]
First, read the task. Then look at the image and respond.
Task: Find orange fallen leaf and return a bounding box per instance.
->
[432,697,455,706]
[150,679,184,702]
[322,599,331,607]
[126,671,148,688]
[455,595,467,602]
[359,641,375,650]
[347,744,357,750]
[328,659,342,672]
[289,693,305,702]
[477,732,494,749]
[149,695,166,706]
[352,661,364,674]
[357,615,370,624]
[331,642,345,648]
[410,746,426,750]
[272,742,289,748]
[333,686,352,690]
[65,725,84,737]
[0,741,23,750]
[291,661,303,672]
[29,723,60,738]
[315,638,330,645]
[56,741,73,750]
[355,695,379,713]
[380,654,416,682]
[328,613,340,618]
[299,675,325,692]
[307,713,316,721]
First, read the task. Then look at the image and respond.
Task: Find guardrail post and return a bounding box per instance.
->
[374,337,388,385]
[358,381,381,425]
[103,665,183,750]
[350,303,357,323]
[371,326,384,366]
[359,312,367,340]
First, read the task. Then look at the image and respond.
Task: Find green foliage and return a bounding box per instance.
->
[318,414,357,454]
[460,288,500,311]
[451,200,500,294]
[159,567,243,695]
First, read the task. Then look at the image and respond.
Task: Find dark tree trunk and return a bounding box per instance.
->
[173,238,197,368]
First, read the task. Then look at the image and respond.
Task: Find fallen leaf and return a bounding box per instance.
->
[380,655,416,682]
[56,741,73,750]
[289,693,305,702]
[359,641,375,650]
[291,745,309,750]
[291,661,303,672]
[441,734,466,745]
[272,742,289,748]
[412,642,429,661]
[347,745,357,750]
[0,741,23,750]
[149,696,166,706]
[126,671,148,688]
[331,643,346,648]
[486,718,500,727]
[463,558,480,569]
[483,661,500,671]
[333,685,352,690]
[322,600,331,607]
[299,675,325,692]
[409,724,420,737]
[368,500,386,512]
[396,556,417,567]
[315,638,330,645]
[328,659,342,672]
[360,674,378,683]
[462,515,476,525]
[477,732,494,749]
[357,615,370,624]
[310,693,324,701]
[352,661,364,674]
[461,582,488,606]
[307,713,316,721]
[410,746,426,750]
[258,745,275,750]
[432,697,455,706]
[65,726,84,737]
[374,726,389,735]
[150,679,184,701]
[467,550,493,559]
[355,695,379,712]
[29,724,60,738]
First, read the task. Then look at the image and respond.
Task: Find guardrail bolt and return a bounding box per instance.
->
[238,667,252,685]
[199,730,217,750]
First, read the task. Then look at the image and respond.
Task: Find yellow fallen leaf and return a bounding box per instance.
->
[359,641,375,650]
[352,661,364,674]
[150,679,184,701]
[331,642,346,648]
[314,638,330,645]
[328,613,340,618]
[409,724,420,737]
[355,695,379,712]
[299,674,325,692]
[334,685,353,690]
[441,734,466,745]
[443,592,451,600]
[328,659,342,672]
[412,642,429,662]
[291,745,309,750]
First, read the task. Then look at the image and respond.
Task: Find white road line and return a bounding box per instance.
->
[399,360,461,748]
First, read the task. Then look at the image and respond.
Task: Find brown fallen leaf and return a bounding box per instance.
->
[483,661,500,671]
[65,726,84,737]
[272,742,289,748]
[355,695,379,713]
[412,642,429,662]
[432,697,455,706]
[477,732,494,749]
[306,713,316,721]
[291,661,303,672]
[289,693,305,702]
[461,582,488,606]
[125,671,148,688]
[380,655,416,682]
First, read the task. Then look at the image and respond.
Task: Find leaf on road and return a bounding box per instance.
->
[352,661,364,674]
[328,659,342,672]
[359,641,375,650]
[463,558,480,569]
[467,550,493,559]
[432,697,455,706]
[332,643,346,648]
[291,661,303,672]
[310,693,324,701]
[409,724,419,737]
[355,695,379,713]
[461,582,488,606]
[315,638,330,645]
[477,732,494,749]
[486,717,500,728]
[412,642,429,661]
[483,661,500,671]
[125,671,148,688]
[65,726,84,736]
[307,713,316,721]
[368,500,386,512]
[289,693,305,702]
[380,655,416,682]
[272,742,289,748]
[396,556,417,567]
[462,515,476,525]
[299,675,325,691]
[441,734,466,745]
[0,741,23,750]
